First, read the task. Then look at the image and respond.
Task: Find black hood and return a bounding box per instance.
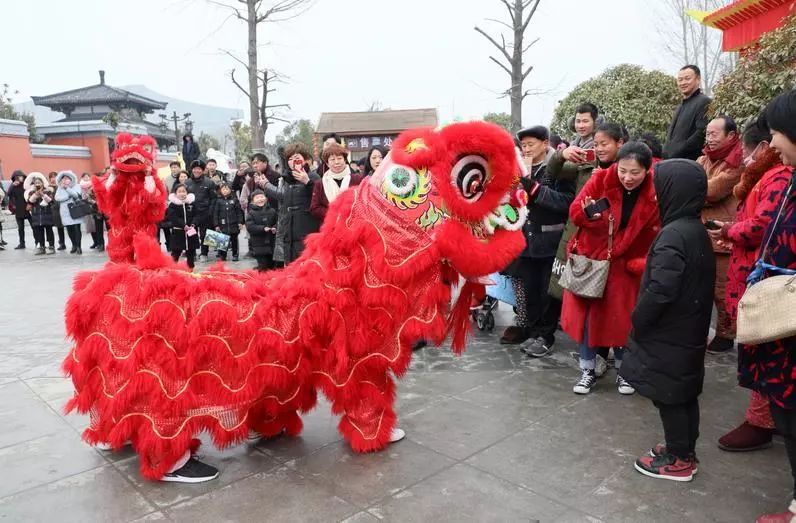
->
[653,159,707,225]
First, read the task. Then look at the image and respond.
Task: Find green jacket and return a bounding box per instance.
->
[547,151,596,300]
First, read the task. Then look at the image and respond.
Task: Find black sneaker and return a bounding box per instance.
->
[521,337,555,358]
[160,458,219,484]
[707,336,734,354]
[14,244,25,250]
[573,369,597,394]
[232,255,239,262]
[57,244,67,251]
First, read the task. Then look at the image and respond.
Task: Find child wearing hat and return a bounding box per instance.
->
[245,189,278,271]
[211,182,245,261]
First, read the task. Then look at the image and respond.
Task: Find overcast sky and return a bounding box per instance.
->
[2,0,690,138]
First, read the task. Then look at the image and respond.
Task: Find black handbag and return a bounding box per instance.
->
[68,197,93,219]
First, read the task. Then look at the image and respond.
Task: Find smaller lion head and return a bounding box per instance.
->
[111,133,157,175]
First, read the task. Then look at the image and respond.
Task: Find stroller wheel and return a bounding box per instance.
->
[476,313,486,331]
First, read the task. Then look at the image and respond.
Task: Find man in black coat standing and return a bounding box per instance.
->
[7,171,29,249]
[663,65,711,161]
[185,159,217,262]
[621,159,716,483]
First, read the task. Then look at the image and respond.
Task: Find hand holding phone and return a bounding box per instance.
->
[584,197,610,219]
[583,149,596,163]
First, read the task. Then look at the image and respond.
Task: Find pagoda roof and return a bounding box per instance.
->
[702,0,795,29]
[316,108,438,135]
[32,71,166,112]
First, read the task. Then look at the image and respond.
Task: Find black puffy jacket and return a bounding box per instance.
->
[186,174,217,226]
[620,160,716,404]
[245,203,278,256]
[211,194,244,235]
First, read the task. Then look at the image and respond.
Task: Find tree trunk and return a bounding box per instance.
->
[247,0,264,150]
[510,0,524,134]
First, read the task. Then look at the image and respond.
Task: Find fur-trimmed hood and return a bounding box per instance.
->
[56,170,78,187]
[23,172,48,192]
[168,192,195,205]
[733,147,782,201]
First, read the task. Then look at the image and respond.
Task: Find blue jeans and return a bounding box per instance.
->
[578,318,624,370]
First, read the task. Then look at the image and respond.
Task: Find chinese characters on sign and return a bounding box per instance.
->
[343,135,397,152]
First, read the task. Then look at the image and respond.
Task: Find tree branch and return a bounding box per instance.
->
[522,64,534,80]
[220,48,250,70]
[206,0,245,20]
[230,69,252,100]
[499,0,517,26]
[256,0,315,23]
[522,36,540,54]
[265,103,290,109]
[489,56,513,76]
[474,26,512,62]
[521,0,541,33]
[486,17,513,31]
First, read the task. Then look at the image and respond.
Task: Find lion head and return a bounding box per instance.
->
[111,133,157,175]
[367,121,527,279]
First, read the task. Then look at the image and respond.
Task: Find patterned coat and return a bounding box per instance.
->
[724,152,791,320]
[738,168,796,409]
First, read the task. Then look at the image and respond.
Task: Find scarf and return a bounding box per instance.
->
[733,147,782,200]
[322,166,351,204]
[572,134,595,150]
[703,135,743,169]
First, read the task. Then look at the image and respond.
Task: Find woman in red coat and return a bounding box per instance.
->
[310,142,364,224]
[710,118,792,452]
[561,141,660,395]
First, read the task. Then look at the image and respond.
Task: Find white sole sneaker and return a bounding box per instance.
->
[633,461,693,482]
[94,440,131,452]
[389,428,406,443]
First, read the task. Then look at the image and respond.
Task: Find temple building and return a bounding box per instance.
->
[690,0,795,52]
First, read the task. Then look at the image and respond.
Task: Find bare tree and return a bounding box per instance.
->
[209,0,314,150]
[655,0,736,96]
[475,0,542,133]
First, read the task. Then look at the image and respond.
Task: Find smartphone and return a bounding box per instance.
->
[293,158,305,171]
[584,197,610,219]
[583,149,596,163]
[704,220,722,230]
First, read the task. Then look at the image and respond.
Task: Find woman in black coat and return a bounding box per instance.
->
[7,171,28,249]
[165,184,200,269]
[621,159,716,482]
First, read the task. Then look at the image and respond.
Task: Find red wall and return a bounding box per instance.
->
[0,134,98,178]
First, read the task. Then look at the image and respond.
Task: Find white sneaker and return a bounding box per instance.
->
[616,375,636,395]
[595,354,608,378]
[573,369,597,395]
[93,440,131,452]
[389,427,406,443]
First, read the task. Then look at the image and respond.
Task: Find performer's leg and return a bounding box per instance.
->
[337,373,398,452]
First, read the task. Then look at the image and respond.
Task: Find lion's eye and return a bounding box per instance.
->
[452,155,488,201]
[143,144,152,153]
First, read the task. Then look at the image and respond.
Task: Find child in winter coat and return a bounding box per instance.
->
[211,182,245,261]
[245,189,277,271]
[24,172,56,255]
[165,184,200,269]
[621,159,716,483]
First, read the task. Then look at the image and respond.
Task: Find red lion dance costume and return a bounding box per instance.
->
[93,133,167,263]
[63,122,528,479]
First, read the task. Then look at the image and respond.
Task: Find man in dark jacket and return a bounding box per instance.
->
[182,134,201,170]
[7,171,28,249]
[621,159,716,483]
[663,65,711,161]
[185,159,217,261]
[504,126,575,354]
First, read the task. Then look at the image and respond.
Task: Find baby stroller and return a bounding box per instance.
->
[471,273,516,332]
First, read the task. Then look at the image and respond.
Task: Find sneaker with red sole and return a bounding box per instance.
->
[648,444,699,474]
[634,453,695,482]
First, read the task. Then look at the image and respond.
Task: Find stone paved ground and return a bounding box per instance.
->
[0,225,790,522]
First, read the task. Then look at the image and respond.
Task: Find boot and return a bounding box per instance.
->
[707,336,734,354]
[14,244,25,250]
[76,246,82,255]
[97,244,105,252]
[57,243,66,251]
[46,246,56,255]
[34,246,46,255]
[70,246,77,254]
[500,326,529,345]
[718,421,774,452]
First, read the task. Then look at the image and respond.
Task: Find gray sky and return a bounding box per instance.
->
[2,0,687,138]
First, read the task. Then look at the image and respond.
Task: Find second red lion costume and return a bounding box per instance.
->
[64,122,527,479]
[93,133,167,263]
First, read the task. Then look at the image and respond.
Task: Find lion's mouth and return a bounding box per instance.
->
[118,152,147,166]
[474,190,528,238]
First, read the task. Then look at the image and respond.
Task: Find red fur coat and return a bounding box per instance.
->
[561,164,661,347]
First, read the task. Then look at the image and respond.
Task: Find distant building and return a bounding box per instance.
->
[315,108,438,160]
[32,70,175,150]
